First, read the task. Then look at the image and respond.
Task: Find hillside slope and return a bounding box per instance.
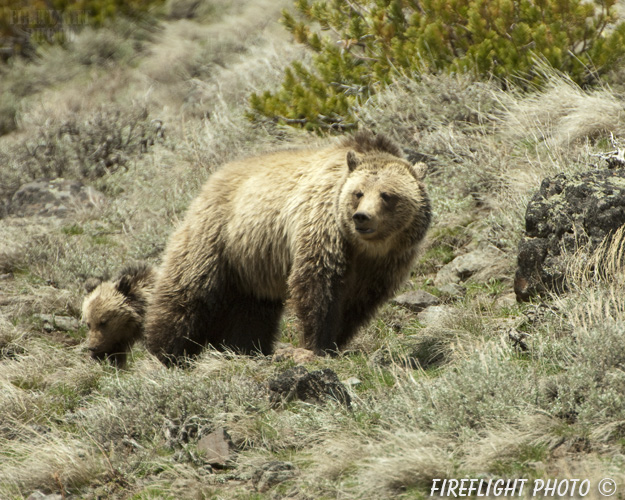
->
[1,1,625,498]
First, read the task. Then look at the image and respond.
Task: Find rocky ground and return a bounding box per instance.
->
[2,1,625,498]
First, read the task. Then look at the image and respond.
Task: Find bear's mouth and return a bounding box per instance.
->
[88,344,127,366]
[355,227,375,234]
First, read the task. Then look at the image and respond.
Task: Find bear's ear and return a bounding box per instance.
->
[346,151,361,172]
[409,161,427,180]
[84,277,102,294]
[116,275,133,297]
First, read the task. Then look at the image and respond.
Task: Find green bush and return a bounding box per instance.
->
[249,0,625,132]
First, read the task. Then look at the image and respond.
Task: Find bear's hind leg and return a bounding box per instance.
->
[218,295,283,355]
[144,294,216,366]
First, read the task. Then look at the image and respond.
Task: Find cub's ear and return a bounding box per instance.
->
[84,277,102,294]
[346,151,361,172]
[116,275,133,297]
[410,161,427,180]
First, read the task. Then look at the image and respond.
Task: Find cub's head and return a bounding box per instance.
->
[81,276,143,366]
[338,150,430,254]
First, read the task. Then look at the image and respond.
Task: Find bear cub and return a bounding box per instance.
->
[82,263,156,366]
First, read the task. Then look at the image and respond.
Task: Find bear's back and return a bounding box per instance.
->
[206,147,349,299]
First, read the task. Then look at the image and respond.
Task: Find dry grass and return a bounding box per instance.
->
[2,1,625,498]
[497,70,625,147]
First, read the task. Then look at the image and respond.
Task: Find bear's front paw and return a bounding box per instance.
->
[272,346,317,364]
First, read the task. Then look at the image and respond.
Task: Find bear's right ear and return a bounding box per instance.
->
[84,278,102,294]
[346,151,361,172]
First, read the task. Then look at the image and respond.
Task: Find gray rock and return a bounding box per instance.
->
[438,283,466,297]
[9,178,105,218]
[341,377,362,387]
[197,427,234,466]
[495,292,518,308]
[26,492,62,500]
[252,461,296,493]
[515,169,625,300]
[268,366,351,407]
[435,246,508,286]
[392,290,439,312]
[417,305,456,325]
[34,314,80,332]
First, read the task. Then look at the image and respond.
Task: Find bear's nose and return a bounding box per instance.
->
[352,212,371,223]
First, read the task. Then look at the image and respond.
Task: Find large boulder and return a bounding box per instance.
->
[515,169,625,301]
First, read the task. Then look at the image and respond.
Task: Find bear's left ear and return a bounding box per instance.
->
[116,275,133,297]
[346,151,361,172]
[409,161,427,180]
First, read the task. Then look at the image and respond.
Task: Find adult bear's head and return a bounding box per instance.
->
[338,149,430,257]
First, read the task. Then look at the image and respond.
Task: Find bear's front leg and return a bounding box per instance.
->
[288,241,346,355]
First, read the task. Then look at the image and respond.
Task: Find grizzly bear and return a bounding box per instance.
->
[144,131,431,364]
[82,263,156,366]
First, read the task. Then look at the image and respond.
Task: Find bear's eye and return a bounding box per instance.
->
[354,191,364,199]
[99,319,107,327]
[380,192,394,202]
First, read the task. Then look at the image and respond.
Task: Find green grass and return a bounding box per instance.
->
[61,224,85,236]
[490,443,549,478]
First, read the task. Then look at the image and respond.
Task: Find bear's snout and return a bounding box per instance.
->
[352,211,376,234]
[87,345,105,360]
[86,343,105,356]
[352,212,371,224]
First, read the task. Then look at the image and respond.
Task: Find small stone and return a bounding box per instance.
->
[197,428,234,466]
[34,314,80,332]
[438,283,466,297]
[341,377,362,387]
[392,290,439,313]
[526,461,545,472]
[417,305,456,325]
[252,461,296,493]
[496,292,518,308]
[26,492,47,500]
[26,492,62,500]
[435,246,508,286]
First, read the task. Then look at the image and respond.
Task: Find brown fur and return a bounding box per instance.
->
[144,130,431,364]
[82,263,156,366]
[340,130,404,158]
